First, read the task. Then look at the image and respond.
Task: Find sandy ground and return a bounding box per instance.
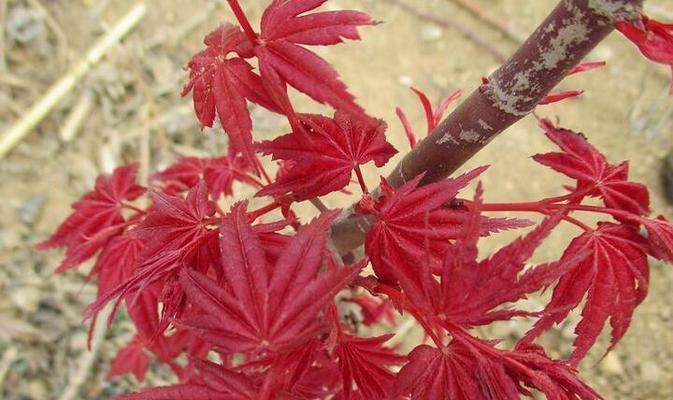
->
[1,0,673,398]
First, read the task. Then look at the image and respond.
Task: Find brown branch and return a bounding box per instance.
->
[329,0,644,255]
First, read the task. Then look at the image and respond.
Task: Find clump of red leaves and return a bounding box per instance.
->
[38,1,673,399]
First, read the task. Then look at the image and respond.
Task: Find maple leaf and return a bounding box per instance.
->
[253,0,375,122]
[108,336,150,381]
[182,24,278,171]
[539,90,583,105]
[342,294,396,326]
[92,233,144,296]
[438,191,571,328]
[151,154,260,199]
[360,168,531,287]
[179,203,364,354]
[538,61,606,106]
[85,182,219,326]
[117,360,257,400]
[37,164,145,272]
[333,333,405,400]
[616,15,673,92]
[257,110,397,199]
[393,333,600,400]
[151,157,208,195]
[395,88,462,148]
[524,223,649,365]
[203,154,260,198]
[534,119,650,216]
[639,215,673,261]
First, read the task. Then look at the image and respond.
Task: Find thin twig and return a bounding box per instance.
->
[446,0,526,44]
[25,0,69,67]
[0,3,147,159]
[384,0,509,62]
[56,305,112,400]
[0,346,18,392]
[59,90,94,142]
[0,0,7,72]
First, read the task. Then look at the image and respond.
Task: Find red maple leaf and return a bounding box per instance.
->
[524,222,650,365]
[37,164,145,272]
[533,119,650,216]
[393,333,600,400]
[437,191,573,328]
[359,168,530,286]
[85,182,220,326]
[179,204,364,354]
[395,87,462,148]
[639,215,673,261]
[108,336,150,381]
[151,157,208,195]
[151,154,260,199]
[92,233,144,296]
[616,15,673,92]
[117,360,256,400]
[342,294,396,327]
[333,332,405,400]
[257,110,397,199]
[253,0,375,124]
[182,24,278,172]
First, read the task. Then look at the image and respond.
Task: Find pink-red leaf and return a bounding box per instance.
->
[180,204,363,354]
[616,15,673,92]
[534,119,650,216]
[37,164,144,272]
[334,333,405,400]
[108,336,150,381]
[361,167,529,287]
[257,110,397,200]
[255,0,374,118]
[182,24,277,171]
[394,334,600,400]
[524,223,649,365]
[539,90,584,105]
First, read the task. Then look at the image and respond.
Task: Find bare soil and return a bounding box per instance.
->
[1,0,673,399]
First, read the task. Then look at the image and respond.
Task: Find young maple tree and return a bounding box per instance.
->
[38,0,673,399]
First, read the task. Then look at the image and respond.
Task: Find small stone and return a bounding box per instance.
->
[18,195,45,226]
[69,331,89,352]
[420,25,443,41]
[600,352,625,375]
[398,75,413,86]
[6,6,46,44]
[24,380,49,400]
[640,360,662,382]
[9,286,42,313]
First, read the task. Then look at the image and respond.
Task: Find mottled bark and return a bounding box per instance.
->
[329,0,644,255]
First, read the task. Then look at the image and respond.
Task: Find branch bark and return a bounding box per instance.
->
[329,0,644,255]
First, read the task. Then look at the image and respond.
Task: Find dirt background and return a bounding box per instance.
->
[1,0,673,399]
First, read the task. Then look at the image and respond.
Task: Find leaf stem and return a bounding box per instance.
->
[121,203,145,214]
[226,0,258,44]
[473,200,593,231]
[254,155,273,185]
[354,165,369,194]
[309,198,329,213]
[248,201,282,221]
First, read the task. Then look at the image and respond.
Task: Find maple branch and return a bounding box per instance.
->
[330,0,644,255]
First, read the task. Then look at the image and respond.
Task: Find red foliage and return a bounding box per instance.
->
[37,2,673,399]
[37,163,145,272]
[617,15,673,91]
[257,110,396,199]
